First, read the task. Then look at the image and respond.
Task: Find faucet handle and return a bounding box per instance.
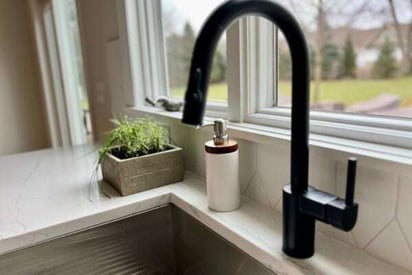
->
[345,157,357,206]
[322,157,358,231]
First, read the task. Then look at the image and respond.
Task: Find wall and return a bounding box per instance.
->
[127,109,412,273]
[0,0,49,155]
[76,0,120,142]
[78,2,412,272]
[187,127,412,273]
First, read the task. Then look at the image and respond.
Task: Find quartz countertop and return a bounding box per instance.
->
[0,145,408,275]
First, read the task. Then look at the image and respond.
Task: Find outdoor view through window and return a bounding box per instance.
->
[161,0,227,103]
[161,0,412,119]
[279,0,412,118]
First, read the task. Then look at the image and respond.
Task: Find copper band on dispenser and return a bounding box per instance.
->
[204,140,238,154]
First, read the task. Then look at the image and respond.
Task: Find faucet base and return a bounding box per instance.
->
[282,185,315,259]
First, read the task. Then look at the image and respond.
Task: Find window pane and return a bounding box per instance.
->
[161,0,227,103]
[277,0,412,119]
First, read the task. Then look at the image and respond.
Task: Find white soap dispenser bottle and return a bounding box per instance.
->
[203,119,240,212]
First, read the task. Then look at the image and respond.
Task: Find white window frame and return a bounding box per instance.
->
[30,0,89,147]
[120,0,412,150]
[242,25,412,149]
[122,0,168,104]
[122,0,229,118]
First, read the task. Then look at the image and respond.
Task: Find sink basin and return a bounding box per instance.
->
[0,205,275,274]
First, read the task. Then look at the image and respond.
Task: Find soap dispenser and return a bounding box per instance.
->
[203,119,240,212]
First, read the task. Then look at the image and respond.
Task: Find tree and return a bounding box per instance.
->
[210,48,226,83]
[387,0,412,74]
[321,43,340,79]
[373,37,398,78]
[181,23,196,75]
[339,36,357,78]
[312,0,328,103]
[166,34,186,87]
[279,51,292,80]
[165,22,196,87]
[285,0,378,100]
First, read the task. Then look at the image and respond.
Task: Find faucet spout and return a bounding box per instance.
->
[181,0,358,259]
[182,0,310,195]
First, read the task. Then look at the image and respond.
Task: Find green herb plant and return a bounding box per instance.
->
[98,117,169,165]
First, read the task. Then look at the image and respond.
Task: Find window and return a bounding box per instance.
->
[275,1,412,120]
[161,0,228,104]
[247,1,412,148]
[42,0,91,146]
[123,0,412,149]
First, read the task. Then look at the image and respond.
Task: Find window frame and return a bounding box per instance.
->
[121,0,412,150]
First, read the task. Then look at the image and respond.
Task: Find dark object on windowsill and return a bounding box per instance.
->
[145,97,183,112]
[180,0,359,259]
[145,97,156,107]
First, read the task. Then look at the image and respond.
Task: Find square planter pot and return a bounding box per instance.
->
[102,145,184,196]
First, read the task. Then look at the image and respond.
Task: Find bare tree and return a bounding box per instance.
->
[286,0,381,103]
[312,0,367,102]
[387,0,412,73]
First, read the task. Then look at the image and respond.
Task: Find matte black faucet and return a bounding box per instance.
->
[181,0,359,259]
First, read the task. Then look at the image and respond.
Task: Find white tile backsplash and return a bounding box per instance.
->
[308,154,336,193]
[255,143,289,208]
[182,128,210,178]
[238,139,257,193]
[336,163,398,249]
[397,176,412,251]
[245,173,270,206]
[366,221,412,272]
[179,124,412,272]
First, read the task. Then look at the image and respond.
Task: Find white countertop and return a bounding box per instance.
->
[0,145,409,275]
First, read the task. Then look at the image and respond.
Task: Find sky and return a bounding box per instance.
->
[162,0,412,35]
[161,0,224,34]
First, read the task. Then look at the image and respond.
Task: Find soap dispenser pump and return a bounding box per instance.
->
[202,119,240,212]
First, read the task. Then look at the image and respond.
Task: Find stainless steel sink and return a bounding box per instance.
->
[0,205,275,274]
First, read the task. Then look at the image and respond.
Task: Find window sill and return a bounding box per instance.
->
[127,106,412,171]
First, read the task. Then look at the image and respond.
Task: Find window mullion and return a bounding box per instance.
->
[116,0,134,107]
[124,0,146,106]
[244,17,276,122]
[145,0,168,99]
[136,1,153,98]
[255,18,275,110]
[227,20,246,123]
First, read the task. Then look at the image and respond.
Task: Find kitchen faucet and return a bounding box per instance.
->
[181,0,358,258]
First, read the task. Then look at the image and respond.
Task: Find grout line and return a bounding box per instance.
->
[249,143,259,189]
[396,218,412,255]
[363,217,394,250]
[243,143,258,195]
[394,176,401,218]
[350,231,359,248]
[364,175,400,249]
[243,168,257,195]
[256,173,272,207]
[349,231,359,248]
[395,179,412,255]
[273,194,282,211]
[333,160,339,194]
[242,143,258,195]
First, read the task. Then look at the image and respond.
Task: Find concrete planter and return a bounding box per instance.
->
[102,145,184,196]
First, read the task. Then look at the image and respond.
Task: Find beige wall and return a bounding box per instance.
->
[76,0,119,142]
[0,0,49,156]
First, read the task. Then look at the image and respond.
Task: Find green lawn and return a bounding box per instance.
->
[279,76,412,107]
[171,83,228,102]
[171,76,412,106]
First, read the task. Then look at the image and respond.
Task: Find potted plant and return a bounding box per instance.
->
[99,117,184,196]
